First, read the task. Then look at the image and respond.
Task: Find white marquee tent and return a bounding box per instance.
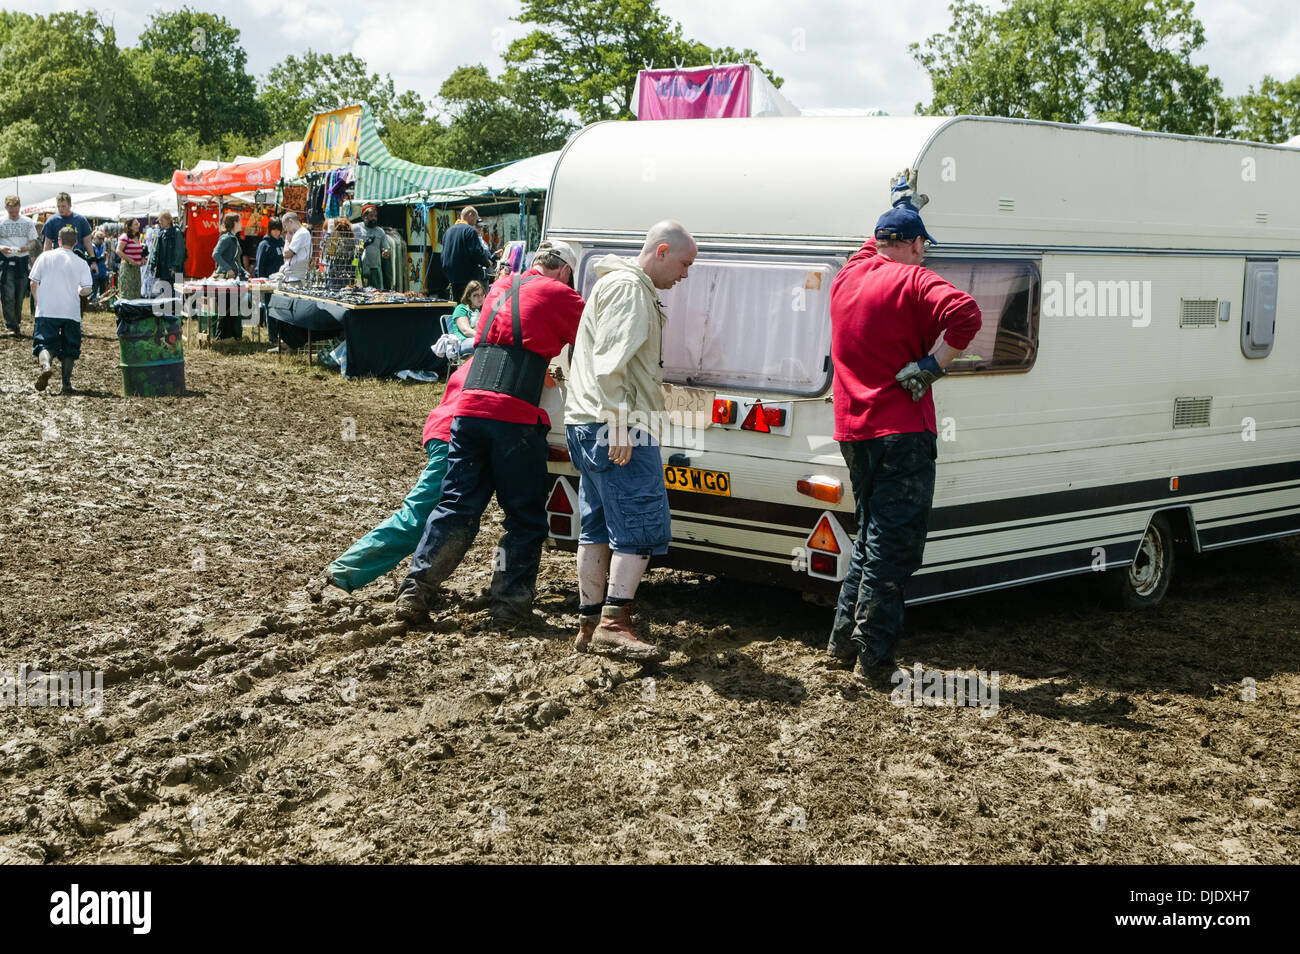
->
[8,169,162,216]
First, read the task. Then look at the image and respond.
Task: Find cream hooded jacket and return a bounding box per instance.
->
[563,254,667,427]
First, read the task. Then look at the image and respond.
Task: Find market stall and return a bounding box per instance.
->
[266,288,453,379]
[398,149,558,285]
[297,105,481,294]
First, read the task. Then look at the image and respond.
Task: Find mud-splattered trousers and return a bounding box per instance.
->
[402,415,549,609]
[828,431,937,666]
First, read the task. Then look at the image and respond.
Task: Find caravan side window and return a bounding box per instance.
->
[656,256,837,396]
[926,259,1040,374]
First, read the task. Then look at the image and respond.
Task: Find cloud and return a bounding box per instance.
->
[21,0,1300,112]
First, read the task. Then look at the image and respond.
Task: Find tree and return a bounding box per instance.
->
[261,52,415,138]
[0,12,146,177]
[503,0,781,123]
[1232,74,1300,143]
[131,9,265,146]
[432,65,575,170]
[912,0,1228,136]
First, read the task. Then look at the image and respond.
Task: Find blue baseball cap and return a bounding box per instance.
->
[874,204,937,245]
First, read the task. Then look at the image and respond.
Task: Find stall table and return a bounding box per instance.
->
[178,281,275,343]
[267,290,454,378]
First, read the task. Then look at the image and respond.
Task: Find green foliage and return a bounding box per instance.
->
[260,52,417,139]
[432,64,575,170]
[503,0,780,123]
[132,8,264,144]
[0,11,144,177]
[1231,74,1300,143]
[911,0,1227,136]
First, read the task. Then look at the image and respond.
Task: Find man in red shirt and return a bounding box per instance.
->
[394,241,586,625]
[826,178,982,681]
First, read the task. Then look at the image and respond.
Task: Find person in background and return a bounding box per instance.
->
[449,280,483,340]
[149,211,186,298]
[88,230,108,302]
[212,212,247,279]
[41,193,91,254]
[564,221,697,661]
[323,360,472,593]
[29,225,92,393]
[256,217,284,346]
[440,206,493,301]
[824,174,982,684]
[279,212,310,281]
[116,218,147,300]
[1,194,40,335]
[352,203,392,289]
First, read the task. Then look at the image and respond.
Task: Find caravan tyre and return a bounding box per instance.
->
[1107,513,1175,609]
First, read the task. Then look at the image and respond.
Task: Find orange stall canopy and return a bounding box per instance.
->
[173,157,281,197]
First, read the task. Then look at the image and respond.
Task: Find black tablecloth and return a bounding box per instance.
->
[269,292,452,379]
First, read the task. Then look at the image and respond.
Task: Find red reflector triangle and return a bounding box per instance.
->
[741,401,771,433]
[808,515,840,554]
[546,482,573,515]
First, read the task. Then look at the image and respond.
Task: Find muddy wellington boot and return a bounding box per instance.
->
[574,611,600,653]
[60,359,75,394]
[34,349,53,391]
[393,578,437,624]
[589,604,666,662]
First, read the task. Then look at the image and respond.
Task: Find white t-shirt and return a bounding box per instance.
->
[282,226,312,280]
[29,247,92,321]
[0,214,38,258]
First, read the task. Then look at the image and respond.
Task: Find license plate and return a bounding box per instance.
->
[664,465,731,497]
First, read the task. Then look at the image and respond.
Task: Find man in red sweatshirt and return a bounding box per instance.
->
[826,177,982,680]
[394,241,585,626]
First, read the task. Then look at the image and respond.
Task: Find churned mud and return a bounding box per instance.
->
[1,311,1297,864]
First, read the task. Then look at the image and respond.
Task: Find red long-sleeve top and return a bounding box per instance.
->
[830,239,982,441]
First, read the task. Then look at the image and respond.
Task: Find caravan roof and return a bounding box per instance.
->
[545,116,1300,254]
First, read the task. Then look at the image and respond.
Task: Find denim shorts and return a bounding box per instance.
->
[32,316,82,360]
[566,422,671,555]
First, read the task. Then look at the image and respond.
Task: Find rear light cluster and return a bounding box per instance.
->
[711,396,791,434]
[803,511,852,581]
[546,478,578,539]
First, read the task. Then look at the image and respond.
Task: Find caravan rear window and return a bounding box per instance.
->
[655,256,838,395]
[925,259,1040,373]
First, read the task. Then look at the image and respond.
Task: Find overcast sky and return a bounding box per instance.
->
[31,0,1300,117]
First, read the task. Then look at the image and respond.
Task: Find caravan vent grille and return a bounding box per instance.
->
[997,197,1015,213]
[1173,396,1213,428]
[1256,212,1270,225]
[1180,299,1219,327]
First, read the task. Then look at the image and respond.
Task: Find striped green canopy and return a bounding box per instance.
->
[354,105,481,202]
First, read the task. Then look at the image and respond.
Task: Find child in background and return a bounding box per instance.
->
[450,280,484,340]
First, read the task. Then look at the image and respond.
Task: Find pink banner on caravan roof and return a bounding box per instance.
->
[636,66,751,120]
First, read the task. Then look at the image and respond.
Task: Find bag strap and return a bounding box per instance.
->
[476,273,538,348]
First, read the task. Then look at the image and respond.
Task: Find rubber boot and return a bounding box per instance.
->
[60,359,75,394]
[35,349,53,391]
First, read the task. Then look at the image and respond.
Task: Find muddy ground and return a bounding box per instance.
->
[0,309,1297,864]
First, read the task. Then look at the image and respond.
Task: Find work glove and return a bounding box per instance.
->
[895,354,945,402]
[889,169,930,210]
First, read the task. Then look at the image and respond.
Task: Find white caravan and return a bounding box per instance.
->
[538,116,1300,607]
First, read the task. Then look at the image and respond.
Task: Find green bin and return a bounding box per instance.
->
[115,299,185,397]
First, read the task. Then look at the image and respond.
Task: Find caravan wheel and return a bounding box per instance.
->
[1107,514,1175,609]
